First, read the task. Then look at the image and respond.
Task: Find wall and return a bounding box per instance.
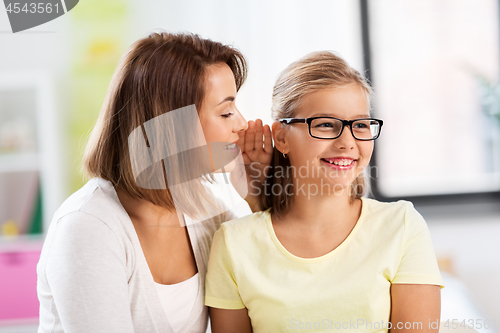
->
[428,212,500,328]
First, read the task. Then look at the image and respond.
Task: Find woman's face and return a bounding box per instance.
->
[283,85,374,193]
[199,63,247,171]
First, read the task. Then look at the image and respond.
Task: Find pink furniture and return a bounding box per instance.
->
[0,239,42,322]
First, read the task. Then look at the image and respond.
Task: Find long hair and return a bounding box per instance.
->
[83,31,247,216]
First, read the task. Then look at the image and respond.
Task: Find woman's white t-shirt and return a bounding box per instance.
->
[155,273,200,333]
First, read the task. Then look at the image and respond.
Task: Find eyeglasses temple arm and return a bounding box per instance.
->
[279,118,307,124]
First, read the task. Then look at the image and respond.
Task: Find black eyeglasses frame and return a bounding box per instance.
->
[278,116,384,141]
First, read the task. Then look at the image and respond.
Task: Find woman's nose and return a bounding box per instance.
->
[234,108,248,132]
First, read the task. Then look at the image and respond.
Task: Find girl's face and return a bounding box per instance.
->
[199,63,247,171]
[281,84,374,193]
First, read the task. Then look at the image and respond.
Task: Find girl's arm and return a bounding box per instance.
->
[206,228,251,332]
[389,284,441,332]
[389,203,443,332]
[209,307,252,333]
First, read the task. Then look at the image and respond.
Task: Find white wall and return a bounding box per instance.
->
[428,214,500,327]
[0,10,70,224]
[129,0,363,125]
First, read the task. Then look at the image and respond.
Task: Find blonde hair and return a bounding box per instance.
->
[260,51,373,217]
[83,32,247,217]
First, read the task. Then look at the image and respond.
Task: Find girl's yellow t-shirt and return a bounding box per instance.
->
[205,198,444,333]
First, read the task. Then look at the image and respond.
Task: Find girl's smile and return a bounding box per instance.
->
[281,84,374,192]
[320,157,356,170]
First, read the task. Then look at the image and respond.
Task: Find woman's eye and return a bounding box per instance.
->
[221,113,233,118]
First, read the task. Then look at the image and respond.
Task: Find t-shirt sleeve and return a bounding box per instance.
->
[205,226,246,309]
[391,203,444,289]
[43,211,135,332]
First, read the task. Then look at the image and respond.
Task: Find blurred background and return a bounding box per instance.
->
[0,0,499,332]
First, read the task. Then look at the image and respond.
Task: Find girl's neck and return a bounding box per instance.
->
[280,188,362,232]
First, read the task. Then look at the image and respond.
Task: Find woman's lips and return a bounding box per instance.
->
[320,158,356,170]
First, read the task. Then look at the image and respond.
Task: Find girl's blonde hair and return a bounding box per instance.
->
[260,51,373,217]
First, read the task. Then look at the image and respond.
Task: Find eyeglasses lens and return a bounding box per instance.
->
[310,118,380,140]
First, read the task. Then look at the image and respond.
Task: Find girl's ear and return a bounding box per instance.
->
[271,121,289,154]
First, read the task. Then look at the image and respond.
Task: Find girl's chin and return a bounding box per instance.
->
[292,178,355,196]
[322,180,354,192]
[317,171,358,183]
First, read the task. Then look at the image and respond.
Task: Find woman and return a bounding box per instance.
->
[37,32,272,333]
[205,51,443,332]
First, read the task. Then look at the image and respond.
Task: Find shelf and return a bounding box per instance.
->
[0,153,39,173]
[0,319,38,333]
[0,71,63,327]
[0,234,44,252]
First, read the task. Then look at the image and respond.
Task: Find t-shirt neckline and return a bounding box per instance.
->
[265,197,368,263]
[154,272,200,287]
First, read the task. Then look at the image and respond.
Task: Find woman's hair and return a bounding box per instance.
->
[260,51,373,217]
[83,31,247,214]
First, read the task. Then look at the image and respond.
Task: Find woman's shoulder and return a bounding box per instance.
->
[54,178,121,218]
[50,178,130,236]
[40,179,132,267]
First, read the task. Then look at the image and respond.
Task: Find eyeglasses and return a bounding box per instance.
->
[278,117,383,141]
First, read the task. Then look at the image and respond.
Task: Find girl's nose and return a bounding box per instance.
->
[333,126,356,150]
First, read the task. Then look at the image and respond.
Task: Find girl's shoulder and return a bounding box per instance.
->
[361,197,428,235]
[218,209,271,238]
[362,197,418,217]
[212,209,273,259]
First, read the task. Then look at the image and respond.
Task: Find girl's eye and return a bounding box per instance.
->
[221,113,233,118]
[315,122,334,128]
[353,122,369,129]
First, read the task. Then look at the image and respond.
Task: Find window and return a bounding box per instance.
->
[363,0,500,199]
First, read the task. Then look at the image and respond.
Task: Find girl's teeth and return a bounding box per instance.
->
[224,143,236,150]
[325,159,353,166]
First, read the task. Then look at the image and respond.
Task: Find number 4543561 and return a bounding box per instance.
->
[443,319,491,330]
[6,3,60,14]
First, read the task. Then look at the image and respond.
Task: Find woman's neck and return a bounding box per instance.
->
[115,188,182,231]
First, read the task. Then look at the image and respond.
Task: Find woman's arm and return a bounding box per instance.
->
[389,284,441,332]
[209,307,252,333]
[237,119,273,212]
[41,212,135,332]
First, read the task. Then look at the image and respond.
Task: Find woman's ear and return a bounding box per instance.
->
[271,121,289,154]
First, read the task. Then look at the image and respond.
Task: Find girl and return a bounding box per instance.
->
[37,32,272,333]
[205,51,443,332]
